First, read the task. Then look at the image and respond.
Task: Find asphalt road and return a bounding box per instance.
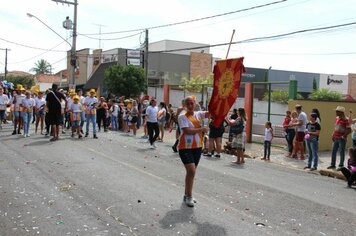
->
[0,125,355,236]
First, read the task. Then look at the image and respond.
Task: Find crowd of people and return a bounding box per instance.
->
[0,83,355,207]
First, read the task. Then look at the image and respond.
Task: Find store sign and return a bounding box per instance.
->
[127,58,141,66]
[127,50,141,58]
[327,76,343,85]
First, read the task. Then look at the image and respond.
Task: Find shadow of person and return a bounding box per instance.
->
[159,203,227,236]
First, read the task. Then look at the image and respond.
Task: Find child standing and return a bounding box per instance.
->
[70,95,83,138]
[261,121,273,161]
[304,113,321,171]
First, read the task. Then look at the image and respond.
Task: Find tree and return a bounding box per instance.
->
[104,64,146,97]
[179,74,213,93]
[6,75,35,90]
[31,59,52,75]
[312,77,318,91]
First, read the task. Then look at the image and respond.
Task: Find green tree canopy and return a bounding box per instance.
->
[6,75,35,90]
[179,74,213,92]
[104,64,146,97]
[31,59,52,75]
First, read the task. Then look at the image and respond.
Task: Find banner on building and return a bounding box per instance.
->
[208,57,245,128]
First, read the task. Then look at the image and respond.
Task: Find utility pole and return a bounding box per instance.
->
[144,29,149,93]
[52,0,78,88]
[0,48,9,81]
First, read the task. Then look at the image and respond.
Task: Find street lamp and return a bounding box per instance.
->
[27,11,77,88]
[27,13,71,47]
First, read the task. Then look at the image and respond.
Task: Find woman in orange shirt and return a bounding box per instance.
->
[177,96,209,207]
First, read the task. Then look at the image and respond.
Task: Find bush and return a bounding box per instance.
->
[308,89,343,101]
[263,90,303,104]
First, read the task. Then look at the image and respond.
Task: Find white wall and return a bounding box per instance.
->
[319,74,348,95]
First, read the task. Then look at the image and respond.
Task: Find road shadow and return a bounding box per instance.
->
[226,162,246,169]
[23,140,54,146]
[159,203,227,235]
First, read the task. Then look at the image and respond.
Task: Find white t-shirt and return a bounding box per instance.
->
[265,128,273,141]
[178,111,206,149]
[35,97,46,109]
[158,107,166,122]
[0,94,9,110]
[146,105,158,123]
[22,98,35,111]
[67,97,73,110]
[15,94,26,110]
[84,96,98,112]
[70,103,82,113]
[297,111,307,132]
[112,104,119,117]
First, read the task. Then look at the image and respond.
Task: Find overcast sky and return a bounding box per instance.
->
[1,0,355,75]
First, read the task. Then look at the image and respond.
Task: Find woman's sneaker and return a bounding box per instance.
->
[184,196,194,207]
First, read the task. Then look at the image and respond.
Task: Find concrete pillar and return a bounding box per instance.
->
[244,82,253,143]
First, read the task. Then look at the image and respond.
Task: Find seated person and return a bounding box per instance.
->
[340,148,356,188]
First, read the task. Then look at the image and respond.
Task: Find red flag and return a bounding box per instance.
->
[208,57,245,128]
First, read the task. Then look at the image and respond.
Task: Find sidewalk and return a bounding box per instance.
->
[153,128,347,181]
[241,142,346,180]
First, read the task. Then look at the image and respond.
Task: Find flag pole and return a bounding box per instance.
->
[226,29,235,59]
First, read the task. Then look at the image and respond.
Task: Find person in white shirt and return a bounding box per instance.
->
[69,95,83,138]
[21,91,35,137]
[145,99,159,148]
[34,92,46,134]
[77,89,86,133]
[110,100,119,131]
[0,87,9,127]
[12,86,26,135]
[84,89,98,139]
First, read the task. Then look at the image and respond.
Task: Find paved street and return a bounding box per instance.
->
[0,123,355,236]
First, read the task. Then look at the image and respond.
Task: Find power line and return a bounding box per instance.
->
[10,38,72,64]
[0,36,67,52]
[150,21,356,53]
[80,0,288,36]
[78,31,143,41]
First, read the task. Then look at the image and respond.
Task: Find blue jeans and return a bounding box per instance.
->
[306,139,319,168]
[285,129,296,154]
[86,114,97,135]
[111,115,118,131]
[22,112,32,135]
[264,141,271,159]
[331,138,346,167]
[80,111,85,128]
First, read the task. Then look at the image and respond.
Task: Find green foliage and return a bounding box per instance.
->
[308,89,343,101]
[312,78,318,91]
[104,64,146,97]
[6,75,35,90]
[31,59,52,75]
[179,74,213,92]
[263,90,303,104]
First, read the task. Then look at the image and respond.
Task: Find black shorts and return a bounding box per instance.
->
[209,126,225,139]
[179,148,202,166]
[46,112,63,125]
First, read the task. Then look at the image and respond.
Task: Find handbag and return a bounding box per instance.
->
[230,120,244,135]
